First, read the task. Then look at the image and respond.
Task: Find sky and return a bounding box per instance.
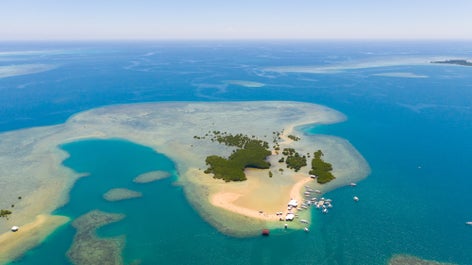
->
[1,0,471,40]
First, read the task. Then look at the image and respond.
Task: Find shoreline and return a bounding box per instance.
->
[0,214,70,264]
[209,176,312,222]
[0,101,369,261]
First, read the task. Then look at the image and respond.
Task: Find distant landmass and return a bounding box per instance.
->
[431,59,472,66]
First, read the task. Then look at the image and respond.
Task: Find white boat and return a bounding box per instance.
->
[288,199,299,207]
[322,208,328,214]
[353,196,359,202]
[11,226,19,232]
[285,213,295,221]
[466,221,472,225]
[304,227,309,232]
[349,182,357,187]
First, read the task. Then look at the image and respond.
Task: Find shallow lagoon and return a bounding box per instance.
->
[9,139,348,265]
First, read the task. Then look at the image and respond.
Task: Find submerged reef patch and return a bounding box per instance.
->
[67,210,125,265]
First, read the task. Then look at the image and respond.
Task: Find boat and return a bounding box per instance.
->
[466,221,472,226]
[288,199,298,207]
[261,229,270,236]
[285,213,295,221]
[304,227,309,232]
[11,226,19,232]
[322,208,328,214]
[353,196,359,202]
[349,182,357,187]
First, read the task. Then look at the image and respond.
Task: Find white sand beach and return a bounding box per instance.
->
[0,215,69,264]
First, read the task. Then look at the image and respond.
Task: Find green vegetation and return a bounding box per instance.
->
[201,133,271,182]
[282,148,307,172]
[0,209,12,219]
[309,150,335,184]
[196,130,336,184]
[211,132,270,149]
[431,59,472,66]
[287,135,300,141]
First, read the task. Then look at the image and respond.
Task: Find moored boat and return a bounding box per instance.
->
[261,229,270,236]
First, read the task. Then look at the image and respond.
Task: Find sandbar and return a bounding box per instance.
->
[388,254,457,265]
[372,72,428,78]
[0,64,57,79]
[263,56,449,74]
[0,101,370,260]
[224,80,266,88]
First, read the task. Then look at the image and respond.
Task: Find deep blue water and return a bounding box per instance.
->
[2,41,472,264]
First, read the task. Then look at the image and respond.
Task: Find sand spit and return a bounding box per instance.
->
[224,80,266,88]
[372,72,429,78]
[388,254,457,265]
[262,56,456,75]
[133,170,170,183]
[0,214,69,264]
[103,188,142,202]
[67,210,125,265]
[0,101,369,259]
[0,64,57,79]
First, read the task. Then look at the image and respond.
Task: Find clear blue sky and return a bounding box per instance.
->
[1,0,471,40]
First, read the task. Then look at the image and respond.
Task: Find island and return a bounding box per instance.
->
[431,59,472,66]
[0,101,370,263]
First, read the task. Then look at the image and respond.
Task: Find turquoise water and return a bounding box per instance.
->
[10,138,347,265]
[2,41,472,264]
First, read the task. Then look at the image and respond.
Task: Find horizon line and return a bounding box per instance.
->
[1,38,472,43]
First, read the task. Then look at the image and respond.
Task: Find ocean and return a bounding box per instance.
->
[1,41,472,264]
